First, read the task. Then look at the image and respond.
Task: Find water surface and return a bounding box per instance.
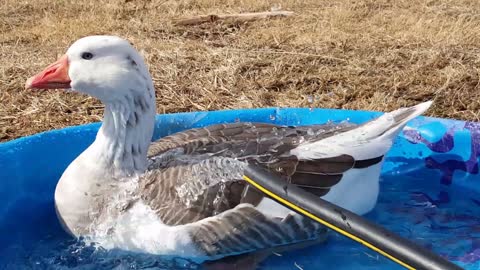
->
[1,173,476,270]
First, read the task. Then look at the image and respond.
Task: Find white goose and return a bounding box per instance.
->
[25,35,432,266]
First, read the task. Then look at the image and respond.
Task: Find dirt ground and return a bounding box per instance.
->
[1,0,480,142]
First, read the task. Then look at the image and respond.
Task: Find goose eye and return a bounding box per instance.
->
[81,52,94,60]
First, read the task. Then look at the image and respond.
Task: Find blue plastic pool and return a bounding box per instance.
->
[1,107,478,269]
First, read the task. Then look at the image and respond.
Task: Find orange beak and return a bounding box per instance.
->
[25,54,71,89]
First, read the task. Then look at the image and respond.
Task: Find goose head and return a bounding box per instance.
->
[26,36,156,178]
[26,35,155,105]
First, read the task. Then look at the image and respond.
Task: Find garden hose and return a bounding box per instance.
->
[243,164,463,270]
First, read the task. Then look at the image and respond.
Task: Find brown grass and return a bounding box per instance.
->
[1,0,480,142]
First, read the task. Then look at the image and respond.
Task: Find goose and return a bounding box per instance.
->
[25,35,432,267]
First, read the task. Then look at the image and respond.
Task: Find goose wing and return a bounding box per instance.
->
[137,122,371,257]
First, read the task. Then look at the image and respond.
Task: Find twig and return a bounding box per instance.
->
[225,47,349,64]
[173,10,294,26]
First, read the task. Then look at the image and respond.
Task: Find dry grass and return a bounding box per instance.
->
[1,0,480,142]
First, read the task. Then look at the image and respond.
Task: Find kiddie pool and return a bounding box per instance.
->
[0,107,478,269]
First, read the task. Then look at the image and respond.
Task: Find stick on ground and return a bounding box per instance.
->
[173,10,294,26]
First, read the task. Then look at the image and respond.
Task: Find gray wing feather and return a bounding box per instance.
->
[187,204,327,258]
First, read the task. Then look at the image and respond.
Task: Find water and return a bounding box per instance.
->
[262,173,480,269]
[1,173,478,269]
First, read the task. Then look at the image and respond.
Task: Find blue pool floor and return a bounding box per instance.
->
[0,171,476,269]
